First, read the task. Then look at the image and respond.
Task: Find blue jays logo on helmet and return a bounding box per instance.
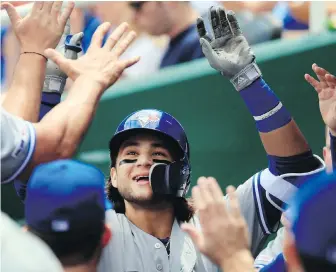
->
[124,110,162,130]
[109,109,191,197]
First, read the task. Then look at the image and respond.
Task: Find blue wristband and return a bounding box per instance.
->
[239,78,292,133]
[39,92,61,120]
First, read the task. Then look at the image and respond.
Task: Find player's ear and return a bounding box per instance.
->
[110,167,118,188]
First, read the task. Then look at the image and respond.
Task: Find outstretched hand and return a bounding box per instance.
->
[181,177,252,270]
[2,1,74,55]
[197,6,261,91]
[44,22,140,91]
[305,64,336,135]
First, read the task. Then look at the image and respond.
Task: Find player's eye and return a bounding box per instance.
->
[153,151,167,157]
[126,151,138,156]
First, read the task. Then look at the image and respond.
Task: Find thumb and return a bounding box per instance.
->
[2,2,21,26]
[44,48,70,73]
[199,37,213,57]
[181,223,204,250]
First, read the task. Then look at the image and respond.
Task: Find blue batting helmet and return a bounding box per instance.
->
[109,109,191,197]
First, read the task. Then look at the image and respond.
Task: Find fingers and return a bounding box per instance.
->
[227,10,242,36]
[59,1,75,27]
[192,185,204,211]
[312,63,328,84]
[42,1,54,14]
[51,1,63,19]
[103,22,129,51]
[325,73,336,89]
[31,1,44,13]
[89,22,112,50]
[209,6,222,39]
[121,56,141,69]
[218,6,232,37]
[2,2,21,26]
[199,37,214,56]
[113,30,137,57]
[196,17,212,43]
[197,177,214,204]
[226,186,241,217]
[304,73,322,93]
[181,223,204,250]
[44,48,69,73]
[207,177,224,201]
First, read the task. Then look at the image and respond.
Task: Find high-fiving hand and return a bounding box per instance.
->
[2,1,74,55]
[305,64,336,135]
[197,6,262,91]
[181,177,253,271]
[44,22,140,92]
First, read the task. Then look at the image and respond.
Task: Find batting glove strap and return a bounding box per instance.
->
[43,75,67,94]
[65,34,82,53]
[230,62,262,91]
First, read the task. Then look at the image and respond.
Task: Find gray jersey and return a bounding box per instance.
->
[254,227,285,269]
[1,108,36,184]
[1,212,63,272]
[99,176,270,272]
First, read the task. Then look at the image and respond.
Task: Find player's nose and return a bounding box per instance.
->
[135,154,153,168]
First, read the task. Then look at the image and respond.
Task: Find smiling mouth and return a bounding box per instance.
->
[133,176,150,183]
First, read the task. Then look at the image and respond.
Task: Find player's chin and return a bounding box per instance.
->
[132,187,153,200]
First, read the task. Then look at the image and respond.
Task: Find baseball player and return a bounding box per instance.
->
[254,64,336,271]
[14,6,325,272]
[98,6,326,272]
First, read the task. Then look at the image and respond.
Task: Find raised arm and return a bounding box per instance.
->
[197,6,324,237]
[5,22,139,183]
[1,1,74,121]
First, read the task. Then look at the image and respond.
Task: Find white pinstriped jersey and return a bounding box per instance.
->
[1,108,35,184]
[98,163,324,272]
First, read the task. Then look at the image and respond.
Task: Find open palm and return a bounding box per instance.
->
[305,64,336,133]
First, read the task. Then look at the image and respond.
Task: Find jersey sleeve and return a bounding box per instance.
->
[1,109,36,184]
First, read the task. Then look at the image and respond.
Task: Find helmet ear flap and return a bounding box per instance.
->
[149,158,191,197]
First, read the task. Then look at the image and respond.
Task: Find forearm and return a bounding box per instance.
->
[239,78,309,156]
[18,76,103,181]
[38,76,103,159]
[2,54,47,122]
[220,250,255,272]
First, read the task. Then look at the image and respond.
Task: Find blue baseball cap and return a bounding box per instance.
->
[25,159,111,234]
[287,172,336,264]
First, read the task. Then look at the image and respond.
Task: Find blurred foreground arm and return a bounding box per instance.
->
[2,22,139,183]
[182,178,254,272]
[1,1,74,121]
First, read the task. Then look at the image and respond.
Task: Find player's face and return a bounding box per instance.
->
[110,132,174,205]
[131,2,172,36]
